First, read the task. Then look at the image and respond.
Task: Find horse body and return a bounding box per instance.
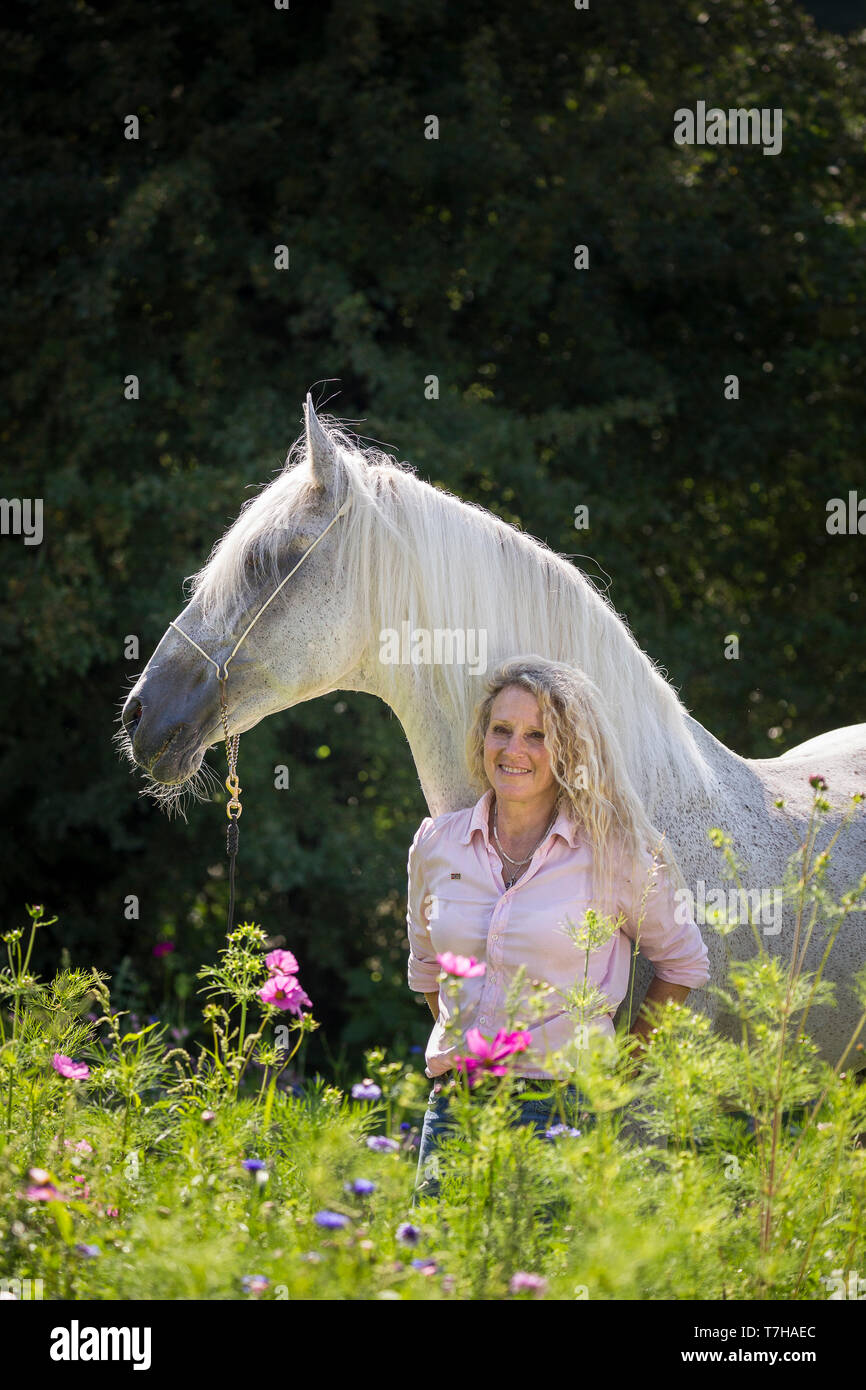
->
[121,399,865,1068]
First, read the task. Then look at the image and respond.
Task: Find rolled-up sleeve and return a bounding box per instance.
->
[619,847,710,989]
[406,817,440,994]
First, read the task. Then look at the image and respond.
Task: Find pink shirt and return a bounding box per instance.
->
[406,789,710,1080]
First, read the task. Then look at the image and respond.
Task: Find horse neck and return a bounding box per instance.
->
[341,654,728,822]
[335,485,728,816]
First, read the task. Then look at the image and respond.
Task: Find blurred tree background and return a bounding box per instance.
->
[1,0,864,1073]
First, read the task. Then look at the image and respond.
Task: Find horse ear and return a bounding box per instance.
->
[305,393,338,490]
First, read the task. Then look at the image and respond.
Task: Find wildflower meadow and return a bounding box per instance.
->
[1,783,865,1312]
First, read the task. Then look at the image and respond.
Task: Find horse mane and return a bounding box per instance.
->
[187,416,717,803]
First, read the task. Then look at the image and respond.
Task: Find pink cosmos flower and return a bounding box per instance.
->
[437,952,486,978]
[52,1053,90,1080]
[22,1183,61,1202]
[258,973,312,1014]
[454,1027,532,1083]
[152,941,175,958]
[265,948,299,977]
[64,1139,93,1156]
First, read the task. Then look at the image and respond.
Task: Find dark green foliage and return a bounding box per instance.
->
[1,0,863,1064]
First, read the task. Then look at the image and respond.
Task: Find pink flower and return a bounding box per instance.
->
[64,1139,93,1156]
[437,952,486,978]
[454,1027,532,1083]
[152,941,175,958]
[510,1271,548,1295]
[72,1175,91,1199]
[265,949,299,977]
[258,973,312,1015]
[52,1053,90,1080]
[22,1183,61,1202]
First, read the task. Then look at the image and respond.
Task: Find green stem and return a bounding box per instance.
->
[235,1000,248,1097]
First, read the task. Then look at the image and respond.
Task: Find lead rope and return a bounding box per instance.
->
[219,675,242,933]
[167,496,352,934]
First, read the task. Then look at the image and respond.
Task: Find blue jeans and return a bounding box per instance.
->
[412,1075,591,1203]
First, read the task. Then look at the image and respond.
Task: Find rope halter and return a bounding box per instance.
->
[169,495,352,685]
[167,494,352,823]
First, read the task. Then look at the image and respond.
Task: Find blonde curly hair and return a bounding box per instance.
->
[464,655,687,925]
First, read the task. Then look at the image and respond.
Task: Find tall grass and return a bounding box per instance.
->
[1,783,864,1300]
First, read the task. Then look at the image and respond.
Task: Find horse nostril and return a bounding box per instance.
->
[122,696,143,735]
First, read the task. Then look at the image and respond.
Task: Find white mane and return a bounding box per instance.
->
[188,419,717,803]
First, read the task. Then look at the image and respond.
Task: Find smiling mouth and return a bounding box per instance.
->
[498,765,531,776]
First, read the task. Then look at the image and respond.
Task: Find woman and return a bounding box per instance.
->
[406,655,710,1199]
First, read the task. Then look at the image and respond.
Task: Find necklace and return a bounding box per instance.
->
[492,802,558,888]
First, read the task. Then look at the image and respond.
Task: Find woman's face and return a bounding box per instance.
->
[483,685,558,810]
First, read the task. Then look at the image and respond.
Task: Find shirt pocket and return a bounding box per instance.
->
[425,889,492,958]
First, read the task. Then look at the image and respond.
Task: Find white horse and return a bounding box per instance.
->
[120,397,866,1069]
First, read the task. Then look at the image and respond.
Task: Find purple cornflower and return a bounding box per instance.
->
[242,1158,266,1172]
[241,1274,269,1294]
[314,1210,351,1229]
[74,1244,101,1259]
[344,1178,376,1195]
[545,1124,581,1139]
[366,1136,399,1152]
[396,1222,422,1246]
[411,1258,438,1275]
[351,1079,382,1101]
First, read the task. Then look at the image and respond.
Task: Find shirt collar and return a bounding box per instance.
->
[459,788,581,850]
